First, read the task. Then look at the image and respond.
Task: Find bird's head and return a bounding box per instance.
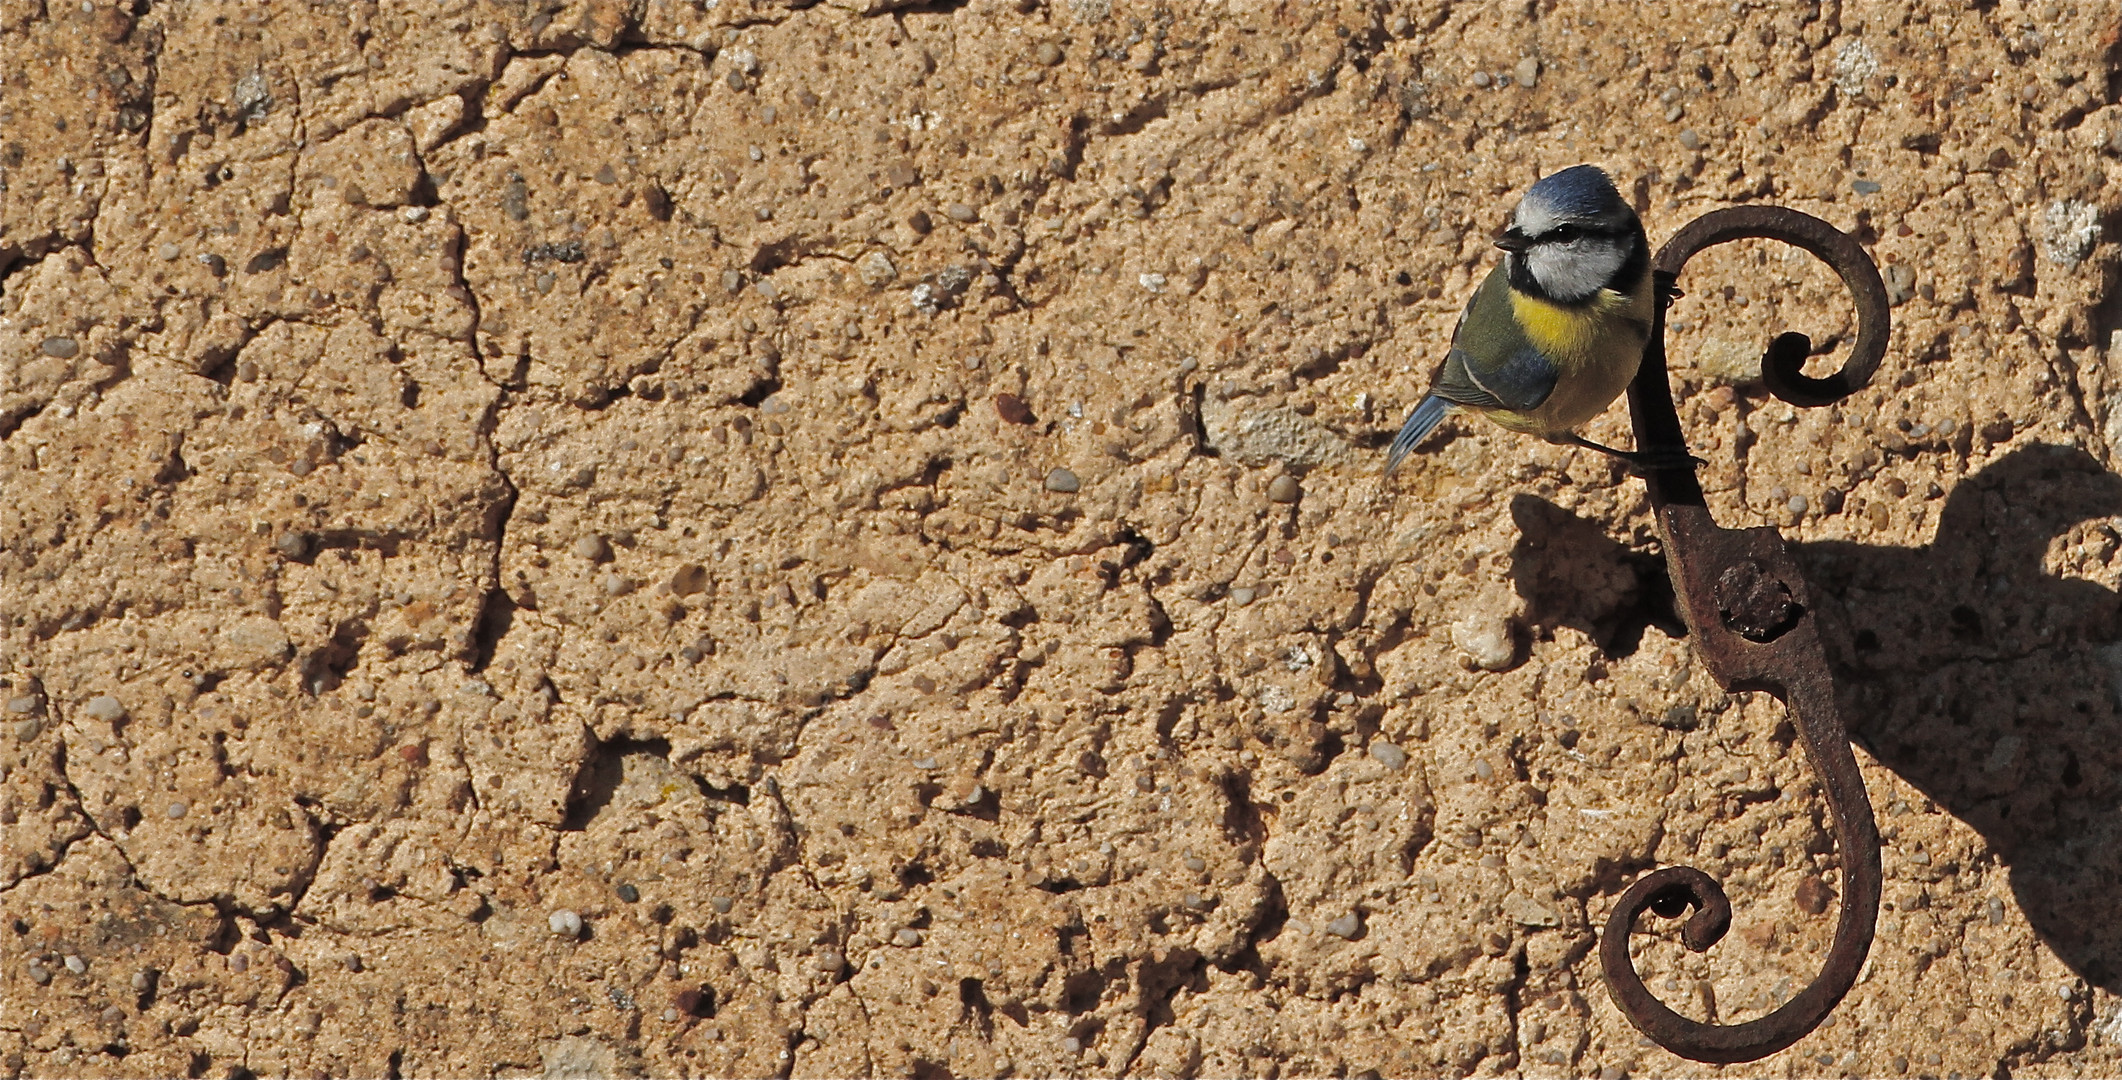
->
[1494,165,1644,304]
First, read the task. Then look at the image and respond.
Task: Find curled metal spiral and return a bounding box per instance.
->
[1600,206,1890,1063]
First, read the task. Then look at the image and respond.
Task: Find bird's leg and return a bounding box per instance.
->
[1562,433,1705,473]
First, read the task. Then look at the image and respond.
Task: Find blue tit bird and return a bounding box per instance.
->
[1385,164,1657,474]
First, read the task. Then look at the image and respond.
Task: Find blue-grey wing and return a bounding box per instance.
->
[1432,345,1556,413]
[1429,268,1558,413]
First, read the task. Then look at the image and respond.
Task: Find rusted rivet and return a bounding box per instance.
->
[1713,559,1800,642]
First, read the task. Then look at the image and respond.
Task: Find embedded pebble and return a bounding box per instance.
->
[945,202,978,223]
[1324,911,1363,939]
[709,896,733,914]
[1470,71,1492,88]
[1514,57,1541,88]
[1786,495,1809,515]
[894,928,924,947]
[1229,586,1257,606]
[132,968,156,991]
[1852,179,1883,195]
[63,955,86,975]
[401,205,430,223]
[615,883,640,903]
[994,393,1034,424]
[12,719,40,741]
[229,953,249,973]
[1451,613,1516,671]
[158,243,182,261]
[41,336,80,358]
[83,695,127,722]
[1044,467,1080,493]
[574,534,610,561]
[1036,42,1064,65]
[345,954,364,973]
[1266,475,1301,503]
[166,801,189,819]
[1677,128,1703,151]
[6,695,41,715]
[28,960,50,985]
[275,531,313,560]
[602,573,635,597]
[1369,741,1407,769]
[858,250,897,286]
[548,909,585,938]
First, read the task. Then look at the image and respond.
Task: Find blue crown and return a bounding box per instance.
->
[1525,165,1623,217]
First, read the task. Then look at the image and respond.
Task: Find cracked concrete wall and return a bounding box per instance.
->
[4,0,2122,1077]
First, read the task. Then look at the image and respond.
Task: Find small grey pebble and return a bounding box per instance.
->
[548,908,585,938]
[662,1008,680,1022]
[574,534,610,561]
[602,573,634,597]
[754,205,774,221]
[1229,586,1257,606]
[1266,475,1301,503]
[1852,179,1883,195]
[275,531,312,560]
[1470,71,1492,88]
[1044,467,1080,493]
[83,695,127,722]
[41,336,80,359]
[1514,57,1541,88]
[401,205,430,223]
[1677,128,1703,151]
[709,896,733,914]
[616,883,640,903]
[945,202,978,223]
[1369,741,1408,770]
[12,719,40,742]
[1786,495,1809,515]
[722,270,745,293]
[28,961,50,985]
[166,801,189,819]
[1036,42,1063,65]
[1664,104,1685,122]
[132,968,156,991]
[6,695,40,715]
[229,953,249,973]
[1324,911,1363,939]
[63,955,86,975]
[158,243,182,261]
[345,954,364,972]
[894,928,924,947]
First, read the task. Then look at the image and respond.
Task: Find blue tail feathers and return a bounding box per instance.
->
[1385,395,1451,475]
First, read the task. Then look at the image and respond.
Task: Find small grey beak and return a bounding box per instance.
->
[1493,228,1531,252]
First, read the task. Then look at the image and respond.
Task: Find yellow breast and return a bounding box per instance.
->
[1508,287,1641,366]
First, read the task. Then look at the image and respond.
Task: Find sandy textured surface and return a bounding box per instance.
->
[5,1,2122,1076]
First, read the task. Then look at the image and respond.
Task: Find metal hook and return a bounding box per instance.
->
[1599,206,1890,1063]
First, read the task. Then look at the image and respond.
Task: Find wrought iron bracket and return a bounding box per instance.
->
[1599,206,1891,1063]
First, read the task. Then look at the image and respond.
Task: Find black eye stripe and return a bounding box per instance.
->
[1536,223,1620,243]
